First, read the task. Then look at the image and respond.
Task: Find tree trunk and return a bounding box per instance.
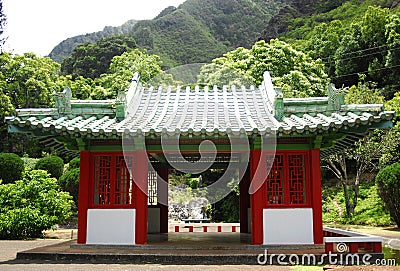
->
[341,181,353,217]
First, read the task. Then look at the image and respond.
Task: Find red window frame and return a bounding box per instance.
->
[264,151,311,208]
[89,152,136,208]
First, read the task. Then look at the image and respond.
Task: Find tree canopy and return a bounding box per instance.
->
[0,52,63,109]
[61,35,137,79]
[198,39,329,97]
[0,0,6,51]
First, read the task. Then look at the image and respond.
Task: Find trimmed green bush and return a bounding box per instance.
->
[59,168,80,206]
[0,170,73,239]
[34,156,64,179]
[376,163,400,228]
[68,157,80,170]
[0,153,24,184]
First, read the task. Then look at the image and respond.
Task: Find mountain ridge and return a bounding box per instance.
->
[48,0,291,67]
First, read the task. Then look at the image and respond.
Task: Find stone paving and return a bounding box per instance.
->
[0,239,293,271]
[1,225,399,270]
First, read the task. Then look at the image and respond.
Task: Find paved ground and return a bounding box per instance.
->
[1,224,399,271]
[0,239,295,271]
[345,226,400,251]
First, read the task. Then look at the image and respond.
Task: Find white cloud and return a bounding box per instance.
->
[2,0,186,56]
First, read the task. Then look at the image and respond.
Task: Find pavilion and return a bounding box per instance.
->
[6,71,394,246]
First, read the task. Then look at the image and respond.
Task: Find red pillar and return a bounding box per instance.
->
[157,167,169,233]
[250,149,266,245]
[133,150,148,244]
[239,165,250,233]
[77,150,90,244]
[310,149,323,244]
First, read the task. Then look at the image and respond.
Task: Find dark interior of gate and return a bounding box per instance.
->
[146,142,251,240]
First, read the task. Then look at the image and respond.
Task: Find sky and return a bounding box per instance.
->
[2,0,186,56]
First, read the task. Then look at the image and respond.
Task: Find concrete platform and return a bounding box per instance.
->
[16,233,383,265]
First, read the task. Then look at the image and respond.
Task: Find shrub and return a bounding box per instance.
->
[376,163,400,228]
[22,157,39,171]
[59,168,80,206]
[0,153,24,184]
[68,157,80,170]
[35,156,64,179]
[0,170,73,239]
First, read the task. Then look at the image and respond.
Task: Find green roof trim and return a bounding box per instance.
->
[6,71,395,153]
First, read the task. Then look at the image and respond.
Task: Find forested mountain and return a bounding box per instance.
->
[259,0,353,41]
[49,0,291,67]
[48,19,138,63]
[260,0,400,41]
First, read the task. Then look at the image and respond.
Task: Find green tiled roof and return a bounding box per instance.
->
[6,72,394,141]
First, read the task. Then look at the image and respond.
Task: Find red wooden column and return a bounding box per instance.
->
[250,149,266,245]
[310,148,323,244]
[133,149,149,244]
[157,167,169,233]
[239,165,250,233]
[77,150,90,244]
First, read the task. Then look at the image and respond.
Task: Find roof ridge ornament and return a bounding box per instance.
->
[126,72,141,107]
[115,72,141,121]
[261,71,284,120]
[327,83,345,111]
[53,87,72,115]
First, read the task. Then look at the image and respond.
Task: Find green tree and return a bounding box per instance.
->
[0,90,13,129]
[0,170,73,239]
[323,79,397,217]
[344,75,385,104]
[304,20,347,78]
[323,132,387,217]
[333,24,367,87]
[375,162,400,228]
[361,6,389,47]
[61,35,137,79]
[93,49,173,99]
[198,39,329,97]
[0,52,63,108]
[331,7,400,97]
[0,0,7,51]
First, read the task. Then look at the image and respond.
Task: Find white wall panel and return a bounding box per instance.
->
[263,208,313,245]
[87,209,135,245]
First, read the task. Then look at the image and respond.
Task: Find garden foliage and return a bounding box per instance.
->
[375,162,400,228]
[0,170,73,239]
[0,152,24,184]
[34,156,64,179]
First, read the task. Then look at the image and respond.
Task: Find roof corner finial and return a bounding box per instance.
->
[261,71,284,120]
[273,87,284,120]
[53,87,72,114]
[327,83,345,111]
[125,71,141,106]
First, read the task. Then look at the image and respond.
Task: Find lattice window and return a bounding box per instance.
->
[288,154,306,204]
[94,156,111,205]
[115,156,133,205]
[266,154,284,204]
[93,154,135,206]
[265,152,308,206]
[148,170,157,205]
